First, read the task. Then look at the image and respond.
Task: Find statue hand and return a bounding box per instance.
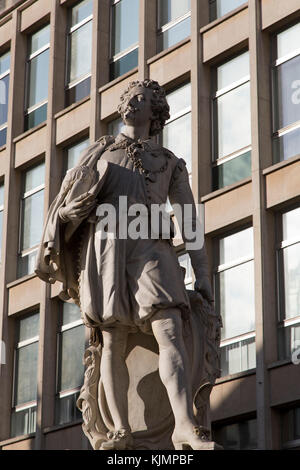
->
[59,193,96,223]
[194,277,214,304]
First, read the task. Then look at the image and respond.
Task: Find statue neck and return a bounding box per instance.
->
[122,124,150,142]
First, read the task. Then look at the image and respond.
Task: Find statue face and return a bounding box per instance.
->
[122,85,154,128]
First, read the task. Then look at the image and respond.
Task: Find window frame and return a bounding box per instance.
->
[109,0,139,80]
[11,312,40,437]
[24,26,50,128]
[271,23,300,163]
[18,164,45,277]
[156,0,191,52]
[65,0,93,100]
[214,225,256,376]
[0,50,10,143]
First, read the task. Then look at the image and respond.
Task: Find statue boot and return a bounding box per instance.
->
[172,425,223,451]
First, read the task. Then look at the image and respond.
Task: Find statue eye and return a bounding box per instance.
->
[137,95,144,102]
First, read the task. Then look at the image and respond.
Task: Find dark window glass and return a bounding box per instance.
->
[109,48,138,81]
[212,419,257,450]
[66,76,91,107]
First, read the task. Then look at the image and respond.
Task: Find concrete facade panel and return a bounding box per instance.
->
[0,150,6,176]
[21,0,50,32]
[14,125,46,168]
[1,437,34,450]
[100,72,138,120]
[204,183,253,234]
[203,9,249,62]
[0,19,12,47]
[56,100,90,145]
[149,42,191,86]
[266,161,300,208]
[8,276,42,315]
[269,363,300,406]
[210,374,256,422]
[44,424,84,450]
[261,0,300,30]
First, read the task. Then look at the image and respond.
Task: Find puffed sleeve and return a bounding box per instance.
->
[168,158,209,281]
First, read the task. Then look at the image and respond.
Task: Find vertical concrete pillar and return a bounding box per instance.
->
[248,0,277,449]
[138,0,156,81]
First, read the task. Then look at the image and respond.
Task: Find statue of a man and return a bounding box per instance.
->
[36,79,221,450]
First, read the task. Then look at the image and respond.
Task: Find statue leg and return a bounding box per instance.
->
[100,326,131,433]
[150,308,221,450]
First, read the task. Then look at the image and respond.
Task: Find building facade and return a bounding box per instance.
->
[0,0,300,450]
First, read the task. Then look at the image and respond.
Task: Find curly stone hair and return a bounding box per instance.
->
[117,79,170,136]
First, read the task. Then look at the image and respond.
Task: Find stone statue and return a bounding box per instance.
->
[36,79,222,450]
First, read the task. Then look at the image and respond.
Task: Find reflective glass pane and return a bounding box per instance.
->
[30,24,50,55]
[24,162,45,193]
[163,112,191,173]
[167,82,191,117]
[158,16,190,52]
[110,47,138,80]
[220,227,253,265]
[278,323,300,361]
[213,419,257,450]
[71,0,93,27]
[217,52,249,91]
[59,324,85,391]
[17,249,38,278]
[159,0,190,27]
[273,126,300,163]
[214,0,246,19]
[66,138,89,171]
[275,55,300,130]
[56,391,81,425]
[108,117,124,137]
[0,127,7,147]
[11,406,37,438]
[66,76,91,106]
[221,337,256,376]
[62,302,81,326]
[69,20,92,83]
[220,261,255,339]
[277,23,300,60]
[213,150,251,190]
[0,73,9,126]
[217,82,251,158]
[21,190,44,251]
[28,49,49,108]
[19,313,40,342]
[0,51,10,74]
[112,0,139,56]
[283,243,300,319]
[15,342,38,405]
[283,207,300,241]
[25,103,48,130]
[0,183,3,206]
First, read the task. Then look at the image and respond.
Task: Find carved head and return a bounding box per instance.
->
[117,79,170,136]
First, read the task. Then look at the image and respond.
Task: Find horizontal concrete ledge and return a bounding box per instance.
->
[43,420,82,435]
[13,122,47,145]
[99,67,138,94]
[215,368,256,385]
[262,153,300,176]
[0,432,35,448]
[200,3,249,34]
[54,95,90,121]
[147,37,191,66]
[201,177,252,203]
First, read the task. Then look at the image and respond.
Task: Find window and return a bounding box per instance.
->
[65,137,90,173]
[0,182,4,260]
[0,51,10,147]
[277,207,300,361]
[281,406,300,449]
[107,117,124,137]
[212,418,257,450]
[210,0,247,20]
[110,0,139,81]
[215,227,255,376]
[56,303,85,425]
[163,82,192,178]
[25,25,50,130]
[272,23,300,163]
[178,252,193,290]
[212,51,251,190]
[18,162,45,278]
[11,312,39,437]
[157,0,191,53]
[66,0,93,106]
